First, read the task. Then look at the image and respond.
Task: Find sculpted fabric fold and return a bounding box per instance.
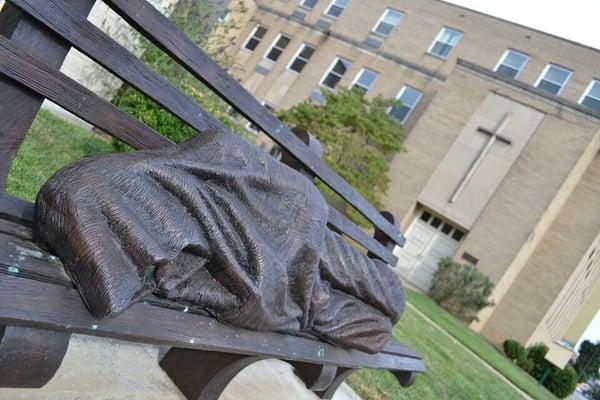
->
[34,128,405,353]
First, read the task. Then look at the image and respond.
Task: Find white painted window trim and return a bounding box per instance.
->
[286,43,316,73]
[534,63,573,95]
[388,85,423,123]
[493,49,529,78]
[243,25,266,52]
[578,79,600,106]
[371,8,404,37]
[324,0,347,19]
[427,27,463,60]
[299,0,318,10]
[351,68,379,93]
[320,57,352,90]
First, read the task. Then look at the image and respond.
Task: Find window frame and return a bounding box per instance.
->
[534,63,573,96]
[427,27,463,60]
[388,85,423,123]
[494,49,529,79]
[287,43,317,74]
[243,25,268,52]
[351,68,379,93]
[372,8,404,37]
[578,79,600,111]
[320,57,353,90]
[263,33,291,63]
[299,0,318,10]
[324,0,348,19]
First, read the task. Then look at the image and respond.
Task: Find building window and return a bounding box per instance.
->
[580,80,600,112]
[352,68,379,93]
[535,64,572,95]
[264,33,291,62]
[372,9,403,37]
[494,49,529,79]
[288,43,316,73]
[244,25,268,51]
[321,57,352,89]
[324,0,348,18]
[428,27,463,59]
[388,86,423,123]
[300,0,318,9]
[247,103,275,133]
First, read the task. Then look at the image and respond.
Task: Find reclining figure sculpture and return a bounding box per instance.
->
[34,128,405,354]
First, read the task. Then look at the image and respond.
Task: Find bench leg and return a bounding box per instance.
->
[394,370,417,388]
[159,348,265,400]
[0,325,70,388]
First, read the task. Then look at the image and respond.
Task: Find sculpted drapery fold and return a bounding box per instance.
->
[34,128,405,354]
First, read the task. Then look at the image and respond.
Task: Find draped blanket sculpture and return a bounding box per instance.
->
[34,128,405,354]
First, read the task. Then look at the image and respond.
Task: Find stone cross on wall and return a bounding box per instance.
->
[449,112,513,203]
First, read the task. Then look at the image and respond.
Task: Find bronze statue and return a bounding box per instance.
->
[34,128,405,354]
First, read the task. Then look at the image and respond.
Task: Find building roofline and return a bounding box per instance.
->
[456,59,600,122]
[436,0,600,55]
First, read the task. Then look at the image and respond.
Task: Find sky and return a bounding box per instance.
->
[444,0,600,50]
[446,0,600,348]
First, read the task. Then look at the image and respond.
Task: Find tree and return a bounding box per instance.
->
[574,340,600,383]
[277,88,404,224]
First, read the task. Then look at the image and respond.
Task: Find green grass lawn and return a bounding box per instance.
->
[380,289,557,400]
[6,110,113,201]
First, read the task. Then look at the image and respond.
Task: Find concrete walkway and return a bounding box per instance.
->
[0,334,361,400]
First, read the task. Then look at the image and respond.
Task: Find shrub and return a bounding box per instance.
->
[546,364,577,398]
[428,258,495,323]
[516,356,534,373]
[503,339,527,361]
[527,342,550,380]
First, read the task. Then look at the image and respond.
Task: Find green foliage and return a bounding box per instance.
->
[277,88,404,224]
[574,340,600,383]
[517,356,534,373]
[427,257,495,323]
[503,339,527,361]
[546,364,577,398]
[527,342,551,380]
[111,0,248,150]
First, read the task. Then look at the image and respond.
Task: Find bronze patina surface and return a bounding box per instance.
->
[34,129,405,353]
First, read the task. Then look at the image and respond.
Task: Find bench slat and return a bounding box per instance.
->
[0,35,172,150]
[100,0,405,246]
[0,273,424,371]
[0,34,395,263]
[8,0,224,134]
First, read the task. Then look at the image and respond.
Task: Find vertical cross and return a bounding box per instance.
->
[449,112,513,203]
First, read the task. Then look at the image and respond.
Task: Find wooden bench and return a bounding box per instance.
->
[0,0,425,398]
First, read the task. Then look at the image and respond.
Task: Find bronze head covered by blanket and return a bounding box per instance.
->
[33,128,405,354]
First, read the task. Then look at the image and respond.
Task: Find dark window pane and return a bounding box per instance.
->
[420,211,432,222]
[255,27,268,38]
[289,58,308,73]
[327,5,344,17]
[496,64,519,79]
[245,38,259,51]
[299,45,315,59]
[332,60,349,74]
[442,223,453,235]
[323,73,341,89]
[276,36,291,48]
[537,79,561,94]
[389,105,410,122]
[431,217,442,228]
[375,22,394,36]
[301,0,318,8]
[266,48,283,61]
[452,230,465,241]
[582,95,600,112]
[431,42,452,58]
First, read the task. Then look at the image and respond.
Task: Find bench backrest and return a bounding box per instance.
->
[0,0,405,265]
